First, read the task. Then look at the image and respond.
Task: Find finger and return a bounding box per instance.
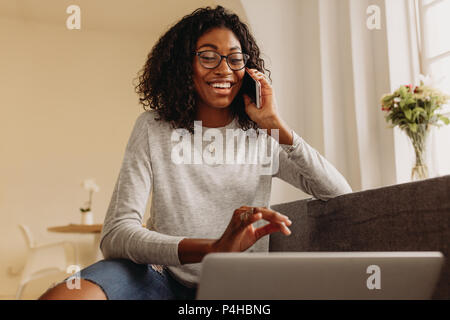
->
[249,69,271,89]
[240,207,292,231]
[237,207,259,225]
[253,207,292,226]
[244,209,291,236]
[260,220,291,236]
[237,206,255,213]
[254,223,280,240]
[279,221,292,235]
[236,207,292,233]
[254,221,291,241]
[242,211,262,227]
[258,76,271,93]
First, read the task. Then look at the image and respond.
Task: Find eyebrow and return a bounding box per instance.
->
[197,43,241,51]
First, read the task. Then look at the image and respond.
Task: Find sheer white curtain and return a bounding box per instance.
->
[236,0,397,194]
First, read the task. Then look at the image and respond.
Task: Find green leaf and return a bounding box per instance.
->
[405,97,416,105]
[439,115,450,125]
[409,123,417,132]
[414,107,426,114]
[404,109,412,121]
[398,86,407,96]
[382,95,393,103]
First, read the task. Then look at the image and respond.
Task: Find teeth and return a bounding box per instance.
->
[210,82,231,89]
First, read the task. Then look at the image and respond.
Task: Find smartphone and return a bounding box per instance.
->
[242,68,261,108]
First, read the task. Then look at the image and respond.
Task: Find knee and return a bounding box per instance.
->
[38,279,107,300]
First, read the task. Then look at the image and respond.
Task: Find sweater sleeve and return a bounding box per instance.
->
[99,112,185,266]
[272,130,352,201]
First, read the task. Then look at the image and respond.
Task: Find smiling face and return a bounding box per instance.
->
[193,27,245,112]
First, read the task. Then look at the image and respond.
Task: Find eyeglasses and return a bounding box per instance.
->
[195,50,250,71]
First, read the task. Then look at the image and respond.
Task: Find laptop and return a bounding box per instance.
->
[196,251,444,300]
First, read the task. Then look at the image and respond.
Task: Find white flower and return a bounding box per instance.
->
[82,179,100,192]
[393,103,399,108]
[393,97,401,103]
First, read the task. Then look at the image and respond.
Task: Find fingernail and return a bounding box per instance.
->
[281,222,291,234]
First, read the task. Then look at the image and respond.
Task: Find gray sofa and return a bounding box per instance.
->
[269,174,449,300]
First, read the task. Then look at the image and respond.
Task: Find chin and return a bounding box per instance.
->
[209,99,234,109]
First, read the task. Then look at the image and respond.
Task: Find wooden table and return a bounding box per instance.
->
[47,224,102,234]
[47,224,104,263]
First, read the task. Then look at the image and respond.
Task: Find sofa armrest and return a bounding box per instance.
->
[269,175,450,299]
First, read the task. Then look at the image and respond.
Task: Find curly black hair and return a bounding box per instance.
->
[134,5,271,134]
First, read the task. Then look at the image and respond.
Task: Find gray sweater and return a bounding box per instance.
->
[100,110,352,288]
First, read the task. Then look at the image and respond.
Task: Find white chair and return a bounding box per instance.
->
[14,224,78,299]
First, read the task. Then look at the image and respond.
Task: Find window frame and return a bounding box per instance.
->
[413,0,450,177]
[415,0,450,115]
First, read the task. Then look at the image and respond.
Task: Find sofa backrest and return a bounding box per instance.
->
[269,175,450,299]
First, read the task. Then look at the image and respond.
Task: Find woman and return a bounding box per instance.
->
[39,6,352,300]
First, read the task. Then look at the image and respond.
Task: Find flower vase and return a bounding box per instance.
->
[406,124,430,181]
[81,210,94,225]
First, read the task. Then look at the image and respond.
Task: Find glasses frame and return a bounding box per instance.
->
[195,50,250,71]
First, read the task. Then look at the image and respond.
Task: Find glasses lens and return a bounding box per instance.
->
[197,51,248,70]
[198,51,220,68]
[227,53,247,70]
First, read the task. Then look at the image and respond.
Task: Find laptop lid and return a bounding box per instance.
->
[196,251,444,300]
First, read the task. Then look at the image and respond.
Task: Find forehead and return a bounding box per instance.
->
[196,28,241,50]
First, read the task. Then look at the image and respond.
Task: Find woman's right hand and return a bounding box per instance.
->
[211,206,292,253]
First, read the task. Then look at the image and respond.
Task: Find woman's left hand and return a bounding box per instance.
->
[242,68,280,127]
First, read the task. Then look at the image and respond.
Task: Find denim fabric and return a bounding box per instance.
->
[67,258,197,300]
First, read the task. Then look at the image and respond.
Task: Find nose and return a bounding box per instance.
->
[214,57,233,75]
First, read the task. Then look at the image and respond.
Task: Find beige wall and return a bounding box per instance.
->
[0,0,217,299]
[0,17,143,297]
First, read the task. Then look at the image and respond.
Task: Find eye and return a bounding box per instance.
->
[228,53,245,65]
[199,52,218,59]
[201,56,217,61]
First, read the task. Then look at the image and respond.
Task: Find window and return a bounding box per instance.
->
[414,0,450,176]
